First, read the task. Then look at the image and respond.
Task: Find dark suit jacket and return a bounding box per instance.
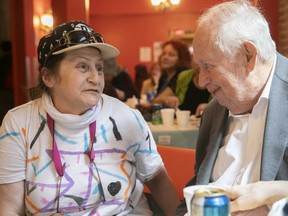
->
[176,53,288,215]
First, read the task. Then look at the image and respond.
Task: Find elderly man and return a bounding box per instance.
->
[176,0,288,215]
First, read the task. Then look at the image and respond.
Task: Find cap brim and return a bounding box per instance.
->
[52,43,120,60]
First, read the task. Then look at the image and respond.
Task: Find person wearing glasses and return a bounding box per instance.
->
[0,21,179,215]
[175,0,288,215]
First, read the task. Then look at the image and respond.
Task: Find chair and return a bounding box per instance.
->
[144,145,196,215]
[144,145,196,199]
[157,145,196,199]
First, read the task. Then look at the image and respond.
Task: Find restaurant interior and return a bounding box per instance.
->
[1,0,284,106]
[1,0,288,214]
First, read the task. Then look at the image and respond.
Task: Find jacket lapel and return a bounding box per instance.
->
[261,53,288,180]
[196,104,228,184]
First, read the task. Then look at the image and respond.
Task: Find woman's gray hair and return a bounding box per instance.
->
[29,54,65,100]
[198,0,276,62]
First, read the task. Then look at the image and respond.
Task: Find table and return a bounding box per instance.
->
[147,120,199,149]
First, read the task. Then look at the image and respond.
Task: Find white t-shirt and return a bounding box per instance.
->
[0,93,164,216]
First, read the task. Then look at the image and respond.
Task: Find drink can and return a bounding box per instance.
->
[151,104,163,125]
[191,188,230,216]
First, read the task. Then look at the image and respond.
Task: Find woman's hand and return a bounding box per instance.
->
[195,103,207,116]
[164,96,179,109]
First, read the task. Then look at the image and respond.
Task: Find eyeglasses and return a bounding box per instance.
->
[47,114,106,214]
[56,30,105,48]
[54,162,106,214]
[44,30,105,66]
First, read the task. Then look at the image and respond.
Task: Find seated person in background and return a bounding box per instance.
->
[103,58,138,101]
[134,63,148,97]
[176,0,288,215]
[137,40,191,119]
[156,39,191,96]
[140,62,161,102]
[153,56,210,115]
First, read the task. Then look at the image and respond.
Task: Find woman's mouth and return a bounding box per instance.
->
[84,89,99,94]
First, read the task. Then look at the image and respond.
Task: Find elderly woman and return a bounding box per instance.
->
[0,21,179,215]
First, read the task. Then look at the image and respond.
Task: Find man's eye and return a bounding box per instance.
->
[201,63,213,70]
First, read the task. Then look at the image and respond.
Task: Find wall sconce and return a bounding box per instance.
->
[151,0,180,13]
[41,13,53,30]
[33,12,54,33]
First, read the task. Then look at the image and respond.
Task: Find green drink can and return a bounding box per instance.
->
[152,104,163,125]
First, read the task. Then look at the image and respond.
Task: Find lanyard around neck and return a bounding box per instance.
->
[46,113,96,177]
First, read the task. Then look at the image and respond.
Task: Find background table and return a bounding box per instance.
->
[147,120,199,149]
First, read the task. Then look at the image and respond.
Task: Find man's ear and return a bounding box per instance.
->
[41,68,55,88]
[243,41,257,72]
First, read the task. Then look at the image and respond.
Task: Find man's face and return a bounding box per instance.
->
[192,26,253,114]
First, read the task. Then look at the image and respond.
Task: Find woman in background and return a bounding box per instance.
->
[134,63,148,98]
[156,40,191,96]
[153,55,210,115]
[137,40,191,119]
[140,62,161,102]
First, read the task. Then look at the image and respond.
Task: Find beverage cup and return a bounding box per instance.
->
[183,185,224,216]
[176,110,191,127]
[160,108,175,126]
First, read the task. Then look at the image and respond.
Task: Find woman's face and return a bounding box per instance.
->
[47,47,105,115]
[160,44,179,71]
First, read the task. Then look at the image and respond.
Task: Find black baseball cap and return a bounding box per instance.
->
[37,20,120,66]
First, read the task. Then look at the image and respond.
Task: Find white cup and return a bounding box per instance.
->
[126,96,138,108]
[160,108,175,126]
[176,110,191,127]
[183,185,224,216]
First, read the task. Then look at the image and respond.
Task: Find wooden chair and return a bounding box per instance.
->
[144,145,196,200]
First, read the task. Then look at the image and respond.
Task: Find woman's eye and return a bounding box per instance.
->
[96,65,103,73]
[77,63,89,72]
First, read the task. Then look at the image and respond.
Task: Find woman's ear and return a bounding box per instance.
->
[243,41,257,72]
[41,68,55,88]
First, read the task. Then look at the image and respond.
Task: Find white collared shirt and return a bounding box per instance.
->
[211,55,277,187]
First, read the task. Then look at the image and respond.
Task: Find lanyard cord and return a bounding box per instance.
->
[46,113,96,177]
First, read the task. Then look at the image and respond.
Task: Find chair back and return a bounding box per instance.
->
[157,145,196,199]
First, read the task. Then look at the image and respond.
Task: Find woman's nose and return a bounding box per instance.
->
[88,70,99,83]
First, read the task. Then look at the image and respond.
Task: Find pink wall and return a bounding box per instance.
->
[89,0,279,80]
[10,0,279,105]
[91,13,200,79]
[260,0,279,43]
